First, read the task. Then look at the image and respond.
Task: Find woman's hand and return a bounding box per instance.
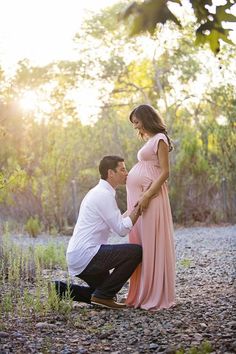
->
[137,192,151,212]
[137,190,159,213]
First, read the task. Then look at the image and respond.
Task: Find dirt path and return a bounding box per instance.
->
[1,225,235,353]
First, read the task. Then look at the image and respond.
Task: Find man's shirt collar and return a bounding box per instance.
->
[98,179,116,197]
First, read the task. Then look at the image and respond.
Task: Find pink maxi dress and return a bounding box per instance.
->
[126,133,176,310]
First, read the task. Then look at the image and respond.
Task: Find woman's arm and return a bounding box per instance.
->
[138,140,169,212]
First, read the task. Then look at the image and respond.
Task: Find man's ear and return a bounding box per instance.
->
[107,169,114,179]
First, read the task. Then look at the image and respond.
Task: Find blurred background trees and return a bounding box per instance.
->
[0,2,235,232]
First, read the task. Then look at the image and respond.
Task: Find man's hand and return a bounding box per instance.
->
[129,204,141,225]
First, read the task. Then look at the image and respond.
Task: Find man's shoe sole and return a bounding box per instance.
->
[91,298,126,310]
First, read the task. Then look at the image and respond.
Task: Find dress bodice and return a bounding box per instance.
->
[127,133,169,194]
[137,133,168,167]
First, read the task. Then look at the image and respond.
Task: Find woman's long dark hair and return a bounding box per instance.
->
[129,104,173,151]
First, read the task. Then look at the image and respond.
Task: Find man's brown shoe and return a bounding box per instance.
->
[91,296,126,309]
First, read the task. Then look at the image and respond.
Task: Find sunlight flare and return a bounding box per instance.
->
[19,91,38,112]
[19,90,53,119]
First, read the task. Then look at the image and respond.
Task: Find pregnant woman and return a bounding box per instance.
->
[126,104,175,310]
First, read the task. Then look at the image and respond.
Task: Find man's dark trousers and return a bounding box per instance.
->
[58,243,142,303]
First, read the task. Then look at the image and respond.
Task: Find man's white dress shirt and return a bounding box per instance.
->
[66,179,133,276]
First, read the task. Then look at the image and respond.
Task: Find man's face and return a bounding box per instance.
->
[111,161,128,186]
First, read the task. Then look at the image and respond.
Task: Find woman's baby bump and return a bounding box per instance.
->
[127,163,156,190]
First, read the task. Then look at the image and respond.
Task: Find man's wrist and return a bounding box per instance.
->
[129,207,140,225]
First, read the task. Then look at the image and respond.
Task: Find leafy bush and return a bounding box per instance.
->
[25,216,41,237]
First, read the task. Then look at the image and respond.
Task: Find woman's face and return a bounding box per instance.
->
[132,115,145,134]
[132,115,150,136]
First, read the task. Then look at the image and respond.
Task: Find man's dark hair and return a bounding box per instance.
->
[99,156,124,180]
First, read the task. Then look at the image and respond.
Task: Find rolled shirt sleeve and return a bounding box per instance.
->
[98,193,132,236]
[122,216,133,230]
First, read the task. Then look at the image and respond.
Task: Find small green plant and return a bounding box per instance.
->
[179,258,192,268]
[47,278,73,316]
[41,336,53,353]
[49,225,59,236]
[34,242,67,269]
[0,316,6,331]
[3,221,10,236]
[25,216,41,237]
[23,288,35,313]
[177,341,212,354]
[2,291,14,313]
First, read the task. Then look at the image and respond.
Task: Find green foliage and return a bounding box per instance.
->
[0,167,28,203]
[120,0,236,53]
[0,232,71,320]
[34,242,67,269]
[0,4,235,227]
[193,1,235,53]
[122,0,181,36]
[25,216,41,237]
[179,258,192,268]
[177,340,212,353]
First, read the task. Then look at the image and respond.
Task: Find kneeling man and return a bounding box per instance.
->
[55,156,142,309]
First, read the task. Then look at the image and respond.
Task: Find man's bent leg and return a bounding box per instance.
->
[79,244,142,300]
[94,244,142,299]
[79,270,110,290]
[54,280,93,304]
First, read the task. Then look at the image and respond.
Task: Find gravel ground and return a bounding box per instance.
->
[1,225,235,353]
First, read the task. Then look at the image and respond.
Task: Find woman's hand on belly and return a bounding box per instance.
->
[137,191,155,212]
[138,189,159,213]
